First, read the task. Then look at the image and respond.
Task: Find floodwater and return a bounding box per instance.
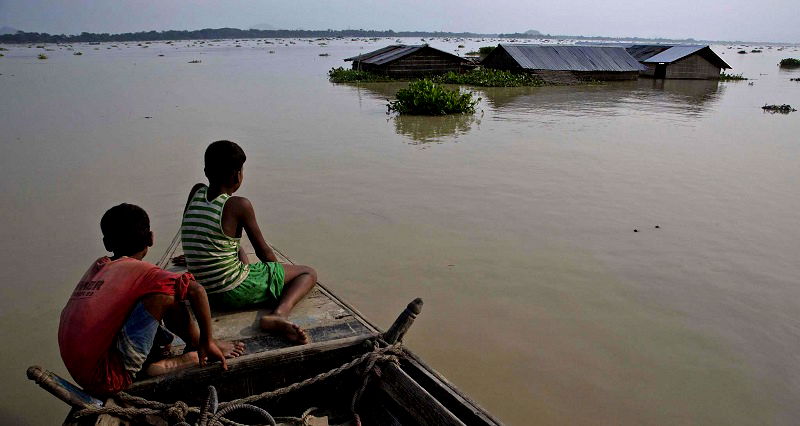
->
[1,38,799,425]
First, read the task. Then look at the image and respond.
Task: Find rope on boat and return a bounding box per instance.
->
[71,342,403,425]
[173,386,277,426]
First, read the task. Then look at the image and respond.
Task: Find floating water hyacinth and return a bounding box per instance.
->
[433,68,546,87]
[778,58,800,67]
[762,104,796,113]
[387,79,480,115]
[719,72,747,81]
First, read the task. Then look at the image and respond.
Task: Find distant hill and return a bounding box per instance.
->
[0,26,19,35]
[250,23,277,31]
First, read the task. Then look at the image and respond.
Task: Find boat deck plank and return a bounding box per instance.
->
[153,233,375,360]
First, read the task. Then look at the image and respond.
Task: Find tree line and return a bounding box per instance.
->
[0,28,492,44]
[0,27,718,45]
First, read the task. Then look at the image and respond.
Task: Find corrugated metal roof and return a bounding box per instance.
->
[494,45,647,72]
[626,45,673,62]
[345,44,467,66]
[643,45,705,63]
[639,45,731,69]
[344,45,405,62]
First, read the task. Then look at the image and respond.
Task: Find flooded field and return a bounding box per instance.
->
[1,37,799,425]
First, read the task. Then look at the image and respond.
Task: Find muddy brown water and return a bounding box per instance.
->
[1,39,799,425]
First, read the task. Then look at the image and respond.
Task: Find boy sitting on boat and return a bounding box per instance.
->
[58,203,244,395]
[178,140,317,344]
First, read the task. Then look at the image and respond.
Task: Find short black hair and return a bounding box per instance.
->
[205,140,246,183]
[100,203,151,254]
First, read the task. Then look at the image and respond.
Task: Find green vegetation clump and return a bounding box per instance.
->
[433,68,545,87]
[0,47,7,51]
[37,53,47,60]
[762,104,796,113]
[791,78,800,82]
[188,59,201,63]
[387,79,479,115]
[478,46,496,54]
[465,50,480,56]
[778,58,800,68]
[328,67,395,83]
[73,51,82,55]
[719,72,747,81]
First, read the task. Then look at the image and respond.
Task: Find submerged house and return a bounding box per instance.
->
[626,45,731,79]
[344,45,471,78]
[480,44,646,81]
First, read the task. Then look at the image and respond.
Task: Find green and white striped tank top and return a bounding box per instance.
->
[180,186,249,294]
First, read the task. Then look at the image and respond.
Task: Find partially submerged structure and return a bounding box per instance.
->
[345,44,471,78]
[626,45,731,79]
[480,44,646,82]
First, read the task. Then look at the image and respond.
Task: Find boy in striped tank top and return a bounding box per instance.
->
[179,140,316,344]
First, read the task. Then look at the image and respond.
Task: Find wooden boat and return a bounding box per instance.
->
[28,213,503,425]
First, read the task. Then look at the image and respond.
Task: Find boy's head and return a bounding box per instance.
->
[100,203,153,256]
[205,140,246,189]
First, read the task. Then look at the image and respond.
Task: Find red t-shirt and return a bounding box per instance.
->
[58,256,191,394]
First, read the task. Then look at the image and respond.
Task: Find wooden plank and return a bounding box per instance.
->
[129,334,376,398]
[372,363,467,426]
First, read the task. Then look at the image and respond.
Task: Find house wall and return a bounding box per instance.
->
[640,63,657,77]
[529,70,639,82]
[384,52,466,77]
[579,71,640,81]
[664,54,721,79]
[481,50,521,71]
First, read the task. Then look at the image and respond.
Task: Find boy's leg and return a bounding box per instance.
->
[159,297,246,359]
[259,264,317,344]
[273,264,317,317]
[144,352,200,377]
[137,294,243,377]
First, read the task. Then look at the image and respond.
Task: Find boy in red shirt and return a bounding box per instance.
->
[58,203,244,395]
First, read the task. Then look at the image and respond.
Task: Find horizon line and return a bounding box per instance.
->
[1,26,797,45]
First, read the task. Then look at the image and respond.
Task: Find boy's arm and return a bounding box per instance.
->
[186,280,227,370]
[231,197,279,263]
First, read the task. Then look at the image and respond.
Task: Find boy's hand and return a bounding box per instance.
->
[198,339,228,370]
[172,255,186,266]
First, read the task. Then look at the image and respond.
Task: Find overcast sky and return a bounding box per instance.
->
[1,0,798,43]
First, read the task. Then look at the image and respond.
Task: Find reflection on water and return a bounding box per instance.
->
[392,113,480,145]
[338,78,725,143]
[482,79,723,119]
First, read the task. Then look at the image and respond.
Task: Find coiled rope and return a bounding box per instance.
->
[71,342,403,425]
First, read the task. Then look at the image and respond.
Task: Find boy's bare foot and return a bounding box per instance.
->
[144,352,200,376]
[259,315,309,344]
[218,340,247,358]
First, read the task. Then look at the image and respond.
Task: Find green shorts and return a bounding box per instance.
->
[211,262,285,310]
